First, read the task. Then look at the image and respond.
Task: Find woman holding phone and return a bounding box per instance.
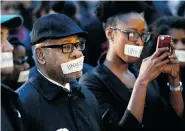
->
[79,1,184,130]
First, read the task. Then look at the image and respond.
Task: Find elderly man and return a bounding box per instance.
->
[17,14,101,131]
[1,14,27,131]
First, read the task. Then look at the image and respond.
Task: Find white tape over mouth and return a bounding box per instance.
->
[124,44,143,58]
[0,52,14,68]
[61,56,84,74]
[18,70,30,83]
[175,50,185,62]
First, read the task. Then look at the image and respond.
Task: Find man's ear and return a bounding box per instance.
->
[105,26,114,43]
[35,48,46,65]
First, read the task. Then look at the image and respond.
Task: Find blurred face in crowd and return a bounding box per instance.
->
[168,28,185,66]
[7,45,30,82]
[106,12,150,63]
[1,1,21,14]
[35,35,85,84]
[0,26,14,78]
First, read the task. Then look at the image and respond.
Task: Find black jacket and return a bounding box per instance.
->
[16,69,101,131]
[79,55,183,130]
[1,83,27,131]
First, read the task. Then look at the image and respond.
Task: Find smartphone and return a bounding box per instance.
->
[157,35,171,49]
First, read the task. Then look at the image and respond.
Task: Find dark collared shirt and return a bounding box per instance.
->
[16,69,101,131]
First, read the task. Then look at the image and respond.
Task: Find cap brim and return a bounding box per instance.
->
[1,15,23,29]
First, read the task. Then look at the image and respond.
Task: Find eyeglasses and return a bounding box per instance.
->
[14,56,28,65]
[172,38,185,45]
[40,39,86,53]
[110,27,151,42]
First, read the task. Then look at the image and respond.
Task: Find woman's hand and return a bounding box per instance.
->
[162,44,180,78]
[138,47,170,85]
[161,44,180,87]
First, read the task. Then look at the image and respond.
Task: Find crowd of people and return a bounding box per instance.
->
[1,1,185,131]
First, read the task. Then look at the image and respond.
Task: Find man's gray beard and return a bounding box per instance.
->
[63,71,82,83]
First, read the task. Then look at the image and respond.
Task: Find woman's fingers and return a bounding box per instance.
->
[158,52,171,61]
[156,58,170,68]
[151,47,169,59]
[169,54,180,64]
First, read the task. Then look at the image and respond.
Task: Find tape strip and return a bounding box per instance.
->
[175,50,185,62]
[0,52,13,68]
[61,56,84,74]
[124,44,143,58]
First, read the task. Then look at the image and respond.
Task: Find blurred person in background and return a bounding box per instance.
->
[3,36,30,90]
[144,17,185,127]
[1,14,27,131]
[1,0,33,67]
[77,1,107,66]
[144,1,172,26]
[178,1,185,17]
[79,1,184,130]
[32,1,50,22]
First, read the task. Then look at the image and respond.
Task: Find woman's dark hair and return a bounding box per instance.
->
[147,16,185,55]
[95,1,150,28]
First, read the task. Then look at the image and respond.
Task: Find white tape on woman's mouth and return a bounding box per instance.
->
[175,50,185,62]
[61,56,84,74]
[124,44,143,58]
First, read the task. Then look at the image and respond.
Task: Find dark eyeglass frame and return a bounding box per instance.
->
[110,27,151,42]
[14,56,28,65]
[40,40,86,53]
[172,38,185,45]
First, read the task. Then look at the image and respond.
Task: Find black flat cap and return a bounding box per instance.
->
[31,14,87,45]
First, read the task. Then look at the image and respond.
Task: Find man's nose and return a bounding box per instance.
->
[175,41,185,50]
[70,47,83,59]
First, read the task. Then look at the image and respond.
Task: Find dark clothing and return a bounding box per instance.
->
[82,15,106,66]
[2,79,22,91]
[1,83,26,131]
[28,66,37,78]
[79,55,182,130]
[156,67,185,128]
[83,63,94,74]
[17,69,101,131]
